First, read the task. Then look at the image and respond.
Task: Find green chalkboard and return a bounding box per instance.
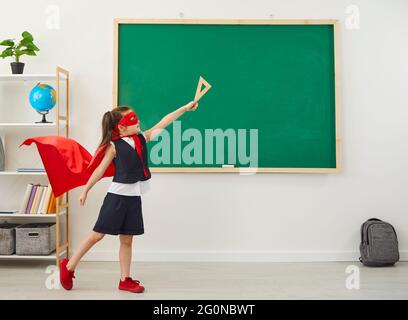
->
[114,20,340,173]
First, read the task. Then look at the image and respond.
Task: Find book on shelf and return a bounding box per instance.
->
[42,185,53,213]
[26,184,37,213]
[0,210,19,214]
[47,193,56,213]
[25,185,37,214]
[36,186,46,213]
[17,168,46,172]
[19,183,57,215]
[20,185,33,214]
[30,185,41,213]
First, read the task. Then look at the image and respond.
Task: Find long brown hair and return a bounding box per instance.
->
[99,106,132,148]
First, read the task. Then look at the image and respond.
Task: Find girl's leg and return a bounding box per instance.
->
[66,231,105,271]
[119,235,133,281]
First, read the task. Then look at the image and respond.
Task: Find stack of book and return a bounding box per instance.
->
[19,183,57,215]
[17,168,46,173]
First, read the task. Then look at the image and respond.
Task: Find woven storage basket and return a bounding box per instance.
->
[16,223,56,255]
[0,224,21,255]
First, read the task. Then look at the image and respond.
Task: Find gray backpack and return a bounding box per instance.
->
[359,218,399,266]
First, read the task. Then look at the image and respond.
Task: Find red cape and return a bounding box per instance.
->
[19,136,115,197]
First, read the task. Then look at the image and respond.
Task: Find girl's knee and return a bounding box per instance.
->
[120,235,133,246]
[92,232,105,242]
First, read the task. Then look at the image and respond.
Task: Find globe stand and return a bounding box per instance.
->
[35,110,53,124]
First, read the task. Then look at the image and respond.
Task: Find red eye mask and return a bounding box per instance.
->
[112,111,139,139]
[119,111,139,126]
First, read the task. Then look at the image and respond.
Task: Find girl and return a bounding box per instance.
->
[59,101,199,293]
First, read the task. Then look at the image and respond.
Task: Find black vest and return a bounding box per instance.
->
[112,134,151,183]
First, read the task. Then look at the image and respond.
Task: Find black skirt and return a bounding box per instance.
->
[93,192,144,235]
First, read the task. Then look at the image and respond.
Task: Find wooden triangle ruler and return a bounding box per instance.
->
[194,76,212,102]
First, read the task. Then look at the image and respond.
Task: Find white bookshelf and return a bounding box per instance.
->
[0,74,56,82]
[0,210,66,218]
[0,251,67,261]
[0,171,46,176]
[0,122,64,127]
[0,67,71,265]
[0,123,67,133]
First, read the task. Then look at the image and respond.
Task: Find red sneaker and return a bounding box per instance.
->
[118,277,145,293]
[59,258,75,290]
[128,277,141,285]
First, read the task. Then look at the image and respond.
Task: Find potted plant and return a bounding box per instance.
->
[0,31,40,74]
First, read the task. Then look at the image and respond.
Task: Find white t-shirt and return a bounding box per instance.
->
[107,134,150,196]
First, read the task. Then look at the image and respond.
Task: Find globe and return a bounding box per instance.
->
[29,83,57,123]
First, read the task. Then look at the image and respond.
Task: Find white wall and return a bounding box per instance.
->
[1,0,407,262]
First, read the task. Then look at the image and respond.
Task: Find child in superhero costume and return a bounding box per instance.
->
[20,101,199,293]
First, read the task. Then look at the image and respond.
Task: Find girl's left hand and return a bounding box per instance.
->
[184,101,199,112]
[79,190,88,206]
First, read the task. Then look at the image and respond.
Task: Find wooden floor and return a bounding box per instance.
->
[0,261,407,300]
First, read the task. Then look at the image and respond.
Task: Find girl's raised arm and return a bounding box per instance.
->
[143,101,198,142]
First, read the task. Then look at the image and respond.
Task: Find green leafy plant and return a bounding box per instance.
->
[0,31,40,63]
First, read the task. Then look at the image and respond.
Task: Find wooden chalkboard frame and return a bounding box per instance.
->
[113,19,341,174]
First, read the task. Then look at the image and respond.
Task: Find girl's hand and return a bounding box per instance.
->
[79,190,88,206]
[184,101,199,112]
